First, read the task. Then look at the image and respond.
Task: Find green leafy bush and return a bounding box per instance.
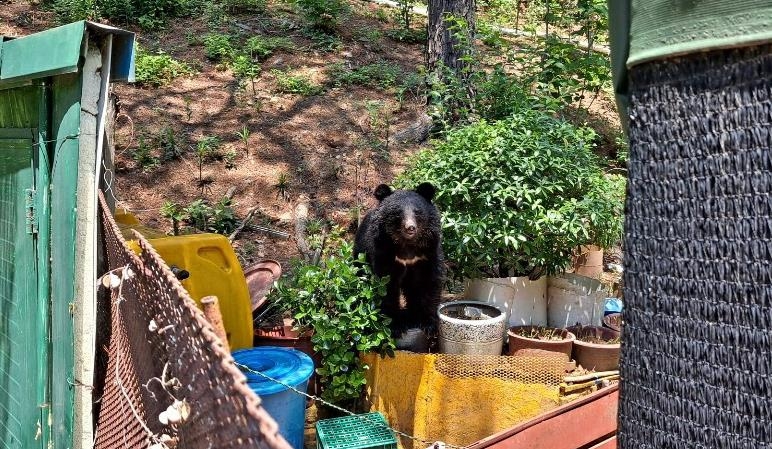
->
[268,233,395,404]
[396,110,626,280]
[135,46,193,87]
[52,0,198,29]
[182,197,238,234]
[245,35,296,60]
[221,0,266,13]
[327,61,403,89]
[272,69,322,96]
[295,0,350,32]
[204,33,236,62]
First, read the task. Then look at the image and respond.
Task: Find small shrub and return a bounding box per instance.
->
[231,55,260,81]
[204,33,235,62]
[245,35,296,60]
[272,69,322,96]
[295,0,350,32]
[385,27,426,43]
[224,149,238,169]
[396,110,626,279]
[53,0,197,29]
[222,0,266,13]
[268,232,395,404]
[131,137,160,172]
[135,46,194,87]
[182,197,239,234]
[158,126,184,161]
[160,201,185,235]
[304,29,342,52]
[327,61,403,89]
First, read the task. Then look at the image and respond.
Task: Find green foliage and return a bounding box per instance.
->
[275,172,290,201]
[52,0,199,29]
[396,110,626,279]
[135,46,194,87]
[272,69,322,96]
[221,0,266,13]
[131,137,160,172]
[268,233,395,403]
[158,126,184,161]
[224,149,238,169]
[295,0,350,32]
[385,27,427,44]
[245,35,296,60]
[204,33,236,62]
[304,29,343,52]
[327,61,403,89]
[182,197,239,234]
[236,126,251,153]
[231,55,261,81]
[515,37,612,109]
[160,201,185,235]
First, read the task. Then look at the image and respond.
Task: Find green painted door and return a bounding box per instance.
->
[0,133,44,448]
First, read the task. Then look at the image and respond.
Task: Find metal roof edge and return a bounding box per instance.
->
[85,21,136,82]
[0,21,135,84]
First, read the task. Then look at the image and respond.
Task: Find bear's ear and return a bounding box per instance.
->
[374,184,393,201]
[415,182,436,202]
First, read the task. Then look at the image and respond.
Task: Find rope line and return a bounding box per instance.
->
[234,362,465,449]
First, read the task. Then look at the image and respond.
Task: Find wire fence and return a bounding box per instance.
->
[95,190,292,449]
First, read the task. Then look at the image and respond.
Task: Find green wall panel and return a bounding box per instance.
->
[0,135,44,449]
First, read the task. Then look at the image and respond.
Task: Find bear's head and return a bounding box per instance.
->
[373,182,440,247]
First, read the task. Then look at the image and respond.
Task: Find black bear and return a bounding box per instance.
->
[354,182,443,337]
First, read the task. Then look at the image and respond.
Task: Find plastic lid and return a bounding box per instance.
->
[232,347,315,395]
[604,298,623,313]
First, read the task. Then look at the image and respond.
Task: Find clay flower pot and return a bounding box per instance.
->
[438,301,507,355]
[244,259,282,312]
[507,325,575,358]
[567,325,621,372]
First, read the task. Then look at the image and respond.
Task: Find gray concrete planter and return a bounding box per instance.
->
[438,301,506,355]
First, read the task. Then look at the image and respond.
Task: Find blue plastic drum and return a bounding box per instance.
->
[233,346,315,449]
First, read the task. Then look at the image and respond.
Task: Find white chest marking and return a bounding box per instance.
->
[395,255,427,266]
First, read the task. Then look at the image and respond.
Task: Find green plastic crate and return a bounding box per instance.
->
[316,412,398,449]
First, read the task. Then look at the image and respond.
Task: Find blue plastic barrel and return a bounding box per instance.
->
[233,346,315,449]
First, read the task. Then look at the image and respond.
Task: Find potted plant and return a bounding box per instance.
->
[266,228,395,406]
[566,325,621,372]
[507,325,575,358]
[396,110,626,325]
[438,301,507,355]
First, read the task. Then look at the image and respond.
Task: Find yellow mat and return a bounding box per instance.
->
[363,351,567,448]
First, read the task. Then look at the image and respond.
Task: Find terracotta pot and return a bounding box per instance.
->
[571,245,604,278]
[507,326,575,358]
[567,325,621,372]
[602,313,622,333]
[244,260,282,312]
[254,321,321,396]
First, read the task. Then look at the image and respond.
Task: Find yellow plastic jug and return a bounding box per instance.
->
[115,210,253,349]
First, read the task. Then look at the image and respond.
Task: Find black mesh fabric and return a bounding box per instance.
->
[620,44,772,448]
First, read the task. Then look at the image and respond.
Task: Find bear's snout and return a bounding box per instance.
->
[402,211,418,239]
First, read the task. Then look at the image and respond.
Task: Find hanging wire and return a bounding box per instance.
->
[234,362,465,449]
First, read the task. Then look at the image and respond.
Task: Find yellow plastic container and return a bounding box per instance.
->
[117,210,253,350]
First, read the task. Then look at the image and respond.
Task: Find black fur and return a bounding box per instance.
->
[354,183,443,337]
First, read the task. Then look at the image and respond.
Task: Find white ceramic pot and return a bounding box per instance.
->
[547,273,606,328]
[464,276,547,327]
[437,301,506,355]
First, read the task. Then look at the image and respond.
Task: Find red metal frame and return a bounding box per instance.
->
[468,385,619,449]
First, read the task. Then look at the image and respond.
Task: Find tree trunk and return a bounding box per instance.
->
[427,0,475,81]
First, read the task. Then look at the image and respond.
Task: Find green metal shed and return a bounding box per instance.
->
[0,21,134,448]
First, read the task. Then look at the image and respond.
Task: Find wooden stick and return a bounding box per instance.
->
[201,295,230,352]
[564,370,619,383]
[228,207,259,243]
[560,376,619,394]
